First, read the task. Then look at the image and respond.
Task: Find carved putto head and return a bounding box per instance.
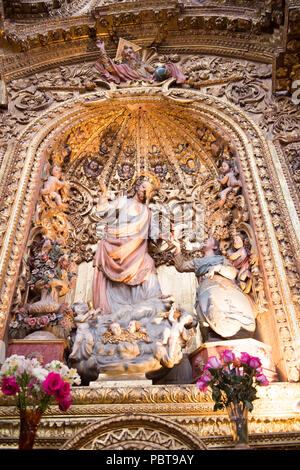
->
[83,158,103,178]
[117,159,135,180]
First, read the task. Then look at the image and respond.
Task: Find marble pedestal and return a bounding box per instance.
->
[7,337,65,367]
[189,338,278,383]
[7,330,66,366]
[90,372,152,388]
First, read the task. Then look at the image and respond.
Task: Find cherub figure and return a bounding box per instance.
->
[151,163,168,179]
[180,156,199,175]
[109,322,122,337]
[127,320,149,342]
[127,320,141,335]
[83,159,103,179]
[117,161,135,180]
[161,307,194,367]
[103,322,123,344]
[218,161,242,207]
[227,234,252,293]
[40,164,69,210]
[69,303,100,360]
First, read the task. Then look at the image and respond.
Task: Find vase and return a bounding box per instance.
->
[18,409,43,450]
[29,287,60,316]
[226,402,249,449]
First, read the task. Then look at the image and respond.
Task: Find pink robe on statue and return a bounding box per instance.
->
[95,57,186,85]
[95,58,145,84]
[92,196,160,314]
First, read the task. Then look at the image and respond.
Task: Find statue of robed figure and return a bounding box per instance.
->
[169,235,257,342]
[95,38,186,85]
[68,173,197,384]
[92,174,162,315]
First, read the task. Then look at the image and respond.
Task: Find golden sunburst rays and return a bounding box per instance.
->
[51,101,219,193]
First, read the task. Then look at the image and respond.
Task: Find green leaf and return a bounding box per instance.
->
[212,385,221,402]
[244,400,253,411]
[213,403,223,412]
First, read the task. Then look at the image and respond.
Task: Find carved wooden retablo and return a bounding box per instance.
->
[0,0,299,451]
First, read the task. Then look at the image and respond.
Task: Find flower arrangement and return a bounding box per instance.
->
[9,303,75,340]
[0,355,81,449]
[28,238,76,294]
[0,355,81,411]
[196,350,269,412]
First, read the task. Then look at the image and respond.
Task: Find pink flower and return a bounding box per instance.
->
[240,352,251,364]
[37,316,49,327]
[55,381,70,401]
[205,356,222,369]
[200,370,212,383]
[24,316,37,328]
[248,356,262,369]
[196,370,212,392]
[256,373,269,386]
[58,395,72,412]
[1,377,20,396]
[222,349,235,363]
[42,372,63,395]
[196,379,208,393]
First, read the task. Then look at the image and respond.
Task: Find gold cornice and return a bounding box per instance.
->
[0,0,284,82]
[0,383,300,449]
[1,40,277,83]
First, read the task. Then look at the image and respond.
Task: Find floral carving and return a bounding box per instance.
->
[8,302,74,341]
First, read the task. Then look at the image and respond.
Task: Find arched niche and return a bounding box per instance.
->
[60,413,207,450]
[1,85,299,383]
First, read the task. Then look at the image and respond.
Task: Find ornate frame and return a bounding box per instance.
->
[0,83,299,382]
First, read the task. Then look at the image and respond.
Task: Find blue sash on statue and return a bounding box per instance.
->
[193,255,225,277]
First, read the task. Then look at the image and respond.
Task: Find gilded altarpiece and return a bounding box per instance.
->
[0,0,299,450]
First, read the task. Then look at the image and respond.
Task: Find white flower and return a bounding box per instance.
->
[45,360,64,372]
[68,368,81,385]
[1,355,80,387]
[0,355,27,376]
[73,375,81,385]
[0,363,10,376]
[32,367,48,383]
[45,360,81,385]
[15,363,26,377]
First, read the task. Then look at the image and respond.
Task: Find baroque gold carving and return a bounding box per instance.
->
[0,78,299,382]
[0,1,299,451]
[0,383,300,449]
[60,414,208,450]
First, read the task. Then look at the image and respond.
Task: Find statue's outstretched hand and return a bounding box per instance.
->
[161,232,181,255]
[96,40,106,52]
[207,265,221,279]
